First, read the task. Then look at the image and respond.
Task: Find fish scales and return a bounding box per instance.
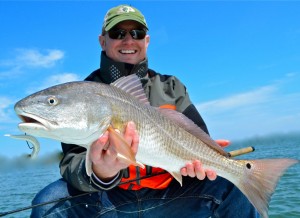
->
[99,83,239,175]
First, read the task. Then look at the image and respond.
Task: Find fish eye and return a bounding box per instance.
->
[47,96,59,106]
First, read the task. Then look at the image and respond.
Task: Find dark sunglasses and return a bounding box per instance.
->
[108,29,146,40]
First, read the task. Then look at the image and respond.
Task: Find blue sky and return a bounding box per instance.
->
[0,1,300,158]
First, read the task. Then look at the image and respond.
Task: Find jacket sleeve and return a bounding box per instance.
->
[182,104,209,134]
[59,143,124,192]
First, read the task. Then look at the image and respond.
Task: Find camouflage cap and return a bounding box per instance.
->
[103,5,148,31]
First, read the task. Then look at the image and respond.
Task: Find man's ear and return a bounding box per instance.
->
[145,35,150,48]
[99,35,106,50]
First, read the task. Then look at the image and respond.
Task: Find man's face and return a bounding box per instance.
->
[100,20,150,65]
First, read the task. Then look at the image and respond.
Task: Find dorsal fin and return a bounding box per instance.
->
[159,108,229,157]
[111,75,150,105]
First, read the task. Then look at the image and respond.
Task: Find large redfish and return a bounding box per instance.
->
[13,74,298,218]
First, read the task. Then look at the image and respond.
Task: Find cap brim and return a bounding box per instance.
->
[104,15,148,31]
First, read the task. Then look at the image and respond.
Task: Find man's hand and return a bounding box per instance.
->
[89,121,139,181]
[180,160,217,181]
[180,139,230,181]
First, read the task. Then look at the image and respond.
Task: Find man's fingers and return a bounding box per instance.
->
[124,121,139,154]
[90,131,119,163]
[124,121,135,142]
[180,167,188,176]
[186,162,196,178]
[194,160,206,180]
[206,169,217,181]
[180,160,217,181]
[90,131,109,155]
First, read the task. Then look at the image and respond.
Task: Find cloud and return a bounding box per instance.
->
[0,48,65,82]
[47,73,80,84]
[0,48,64,71]
[42,73,81,86]
[0,96,14,123]
[26,73,81,94]
[196,81,300,140]
[197,85,277,115]
[16,48,64,68]
[0,67,22,78]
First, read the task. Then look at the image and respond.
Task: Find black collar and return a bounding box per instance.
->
[99,51,149,83]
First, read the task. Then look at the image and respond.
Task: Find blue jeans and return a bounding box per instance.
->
[31,176,259,218]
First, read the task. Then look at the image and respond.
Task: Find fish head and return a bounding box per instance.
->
[14,81,112,146]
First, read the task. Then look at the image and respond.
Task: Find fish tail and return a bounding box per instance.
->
[236,159,298,218]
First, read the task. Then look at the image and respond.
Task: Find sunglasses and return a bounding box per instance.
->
[108,29,146,40]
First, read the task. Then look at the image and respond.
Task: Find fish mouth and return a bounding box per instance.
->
[16,109,55,131]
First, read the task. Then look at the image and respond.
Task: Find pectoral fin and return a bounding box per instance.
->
[107,126,145,169]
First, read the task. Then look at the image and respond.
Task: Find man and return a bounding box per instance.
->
[31,5,259,217]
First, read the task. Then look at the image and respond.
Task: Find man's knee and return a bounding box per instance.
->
[31,179,70,217]
[32,179,69,204]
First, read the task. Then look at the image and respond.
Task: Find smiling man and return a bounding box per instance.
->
[31,5,259,218]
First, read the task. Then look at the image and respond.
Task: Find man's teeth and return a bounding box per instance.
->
[120,50,136,54]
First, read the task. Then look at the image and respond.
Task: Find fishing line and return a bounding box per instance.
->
[25,133,33,150]
[0,171,168,217]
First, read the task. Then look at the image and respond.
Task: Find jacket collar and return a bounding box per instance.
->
[99,51,148,83]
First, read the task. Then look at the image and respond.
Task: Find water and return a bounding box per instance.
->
[0,133,299,217]
[0,162,60,217]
